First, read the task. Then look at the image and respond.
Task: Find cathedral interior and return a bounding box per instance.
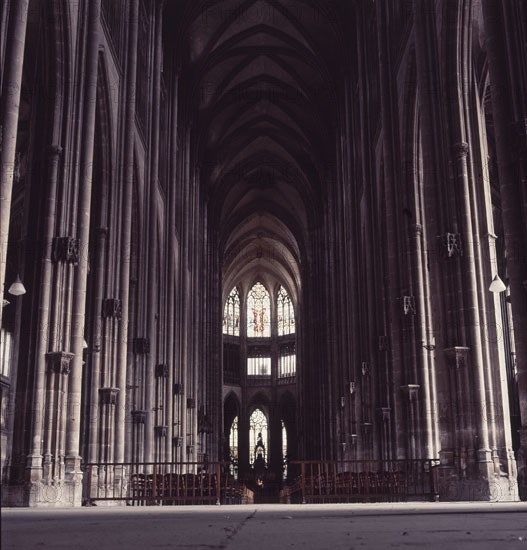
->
[0,0,526,507]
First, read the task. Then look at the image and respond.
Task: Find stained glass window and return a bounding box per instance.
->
[247,282,270,337]
[229,416,238,478]
[278,352,296,378]
[277,286,295,336]
[223,287,240,336]
[249,408,268,464]
[282,420,288,478]
[247,356,271,376]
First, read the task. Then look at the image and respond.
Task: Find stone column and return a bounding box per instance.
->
[482,0,527,499]
[165,73,179,463]
[87,228,108,464]
[65,0,101,507]
[27,145,63,481]
[412,223,437,458]
[0,0,29,331]
[145,0,164,465]
[401,385,420,460]
[115,0,139,466]
[451,141,492,470]
[413,0,463,474]
[376,0,406,459]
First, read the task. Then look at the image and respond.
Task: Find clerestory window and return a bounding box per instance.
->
[223,287,240,336]
[247,282,270,337]
[277,286,295,336]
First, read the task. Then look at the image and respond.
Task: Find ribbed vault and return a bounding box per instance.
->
[169,0,345,289]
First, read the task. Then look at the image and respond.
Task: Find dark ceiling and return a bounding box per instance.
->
[166,0,351,297]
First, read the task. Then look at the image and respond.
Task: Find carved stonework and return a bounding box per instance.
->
[453,141,469,159]
[361,362,369,376]
[174,383,184,395]
[46,351,75,375]
[102,298,122,319]
[131,410,146,424]
[401,384,420,402]
[380,407,391,422]
[155,364,169,378]
[513,117,527,153]
[155,426,168,438]
[133,338,150,354]
[444,346,470,369]
[99,387,119,405]
[403,295,416,315]
[439,232,463,258]
[52,236,80,265]
[198,405,213,434]
[362,422,372,434]
[48,144,63,158]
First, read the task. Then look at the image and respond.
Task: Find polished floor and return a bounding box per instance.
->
[2,502,527,549]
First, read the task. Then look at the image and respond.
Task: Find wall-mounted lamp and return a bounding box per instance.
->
[489,274,506,293]
[8,274,26,296]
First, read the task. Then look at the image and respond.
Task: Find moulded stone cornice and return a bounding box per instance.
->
[444,346,470,369]
[46,351,75,375]
[99,387,119,405]
[401,384,420,401]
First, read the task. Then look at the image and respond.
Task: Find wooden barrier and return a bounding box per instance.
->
[281,459,439,503]
[83,461,254,506]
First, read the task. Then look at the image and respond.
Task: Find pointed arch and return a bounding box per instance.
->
[277,285,295,335]
[223,286,241,336]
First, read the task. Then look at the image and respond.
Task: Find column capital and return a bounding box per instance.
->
[102,298,122,319]
[52,236,80,265]
[131,410,147,424]
[444,346,470,369]
[512,117,527,153]
[452,141,469,159]
[47,145,63,158]
[401,384,420,401]
[99,387,119,405]
[155,425,168,438]
[46,351,75,375]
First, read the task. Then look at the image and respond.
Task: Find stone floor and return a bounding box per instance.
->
[2,502,527,549]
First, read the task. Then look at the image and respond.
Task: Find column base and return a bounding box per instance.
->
[3,479,83,507]
[3,455,84,507]
[517,427,527,500]
[436,466,519,502]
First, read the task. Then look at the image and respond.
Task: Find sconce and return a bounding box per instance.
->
[8,274,26,296]
[402,295,416,315]
[422,336,436,351]
[489,274,506,293]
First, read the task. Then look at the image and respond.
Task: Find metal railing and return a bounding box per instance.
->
[282,459,439,503]
[83,461,254,506]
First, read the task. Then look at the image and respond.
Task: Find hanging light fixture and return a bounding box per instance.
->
[8,274,26,296]
[489,274,506,293]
